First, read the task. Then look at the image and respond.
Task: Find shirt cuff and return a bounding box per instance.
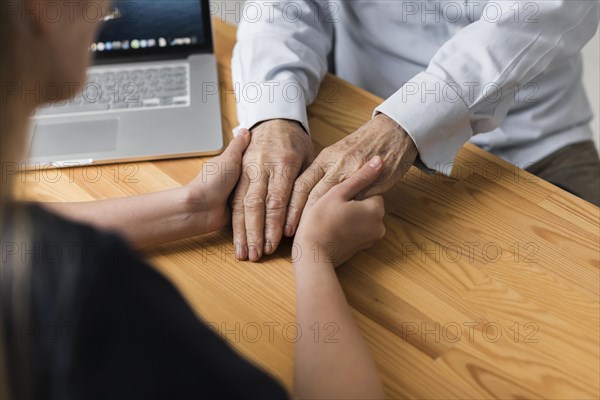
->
[374,71,473,174]
[233,79,310,136]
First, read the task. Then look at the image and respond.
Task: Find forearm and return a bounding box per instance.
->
[376,1,599,173]
[293,254,384,399]
[45,186,205,248]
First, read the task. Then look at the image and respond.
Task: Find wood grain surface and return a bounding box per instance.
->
[14,19,600,400]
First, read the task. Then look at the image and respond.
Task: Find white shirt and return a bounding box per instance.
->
[231,0,599,172]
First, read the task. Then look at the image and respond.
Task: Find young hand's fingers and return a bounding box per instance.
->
[305,168,339,208]
[380,186,402,216]
[366,194,385,210]
[205,129,251,192]
[221,129,251,165]
[284,161,325,237]
[335,156,383,200]
[359,195,387,240]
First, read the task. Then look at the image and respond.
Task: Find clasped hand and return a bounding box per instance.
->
[188,114,416,263]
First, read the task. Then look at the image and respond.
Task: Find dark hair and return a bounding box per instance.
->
[1,203,34,399]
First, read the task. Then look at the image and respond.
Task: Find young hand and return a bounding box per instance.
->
[184,129,251,235]
[285,114,416,238]
[294,156,387,267]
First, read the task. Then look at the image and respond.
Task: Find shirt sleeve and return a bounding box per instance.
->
[231,0,334,134]
[375,0,600,173]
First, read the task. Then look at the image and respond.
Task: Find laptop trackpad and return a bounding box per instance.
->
[30,119,119,158]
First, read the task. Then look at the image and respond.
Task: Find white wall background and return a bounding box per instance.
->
[583,31,600,151]
[216,1,599,150]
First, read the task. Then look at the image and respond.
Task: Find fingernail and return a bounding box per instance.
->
[235,243,244,260]
[240,129,250,136]
[368,156,382,168]
[249,246,258,261]
[264,240,272,254]
[284,223,294,237]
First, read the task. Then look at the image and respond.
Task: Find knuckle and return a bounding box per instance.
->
[241,156,257,169]
[286,203,298,216]
[286,205,301,221]
[323,162,340,177]
[354,171,373,187]
[365,199,380,214]
[280,150,300,164]
[263,223,276,235]
[313,182,332,199]
[247,238,264,250]
[307,190,325,207]
[306,197,317,208]
[233,222,247,237]
[245,227,264,242]
[313,157,332,172]
[266,191,288,210]
[231,206,245,218]
[293,178,311,195]
[264,224,281,241]
[243,193,265,209]
[264,212,284,229]
[329,165,350,183]
[233,231,246,244]
[245,226,261,235]
[232,183,246,196]
[231,194,245,210]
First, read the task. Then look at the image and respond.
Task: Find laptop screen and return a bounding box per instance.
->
[92,0,212,61]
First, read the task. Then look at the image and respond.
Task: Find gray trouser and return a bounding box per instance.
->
[526,140,600,207]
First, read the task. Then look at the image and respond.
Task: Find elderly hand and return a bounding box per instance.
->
[284,113,418,237]
[231,119,314,261]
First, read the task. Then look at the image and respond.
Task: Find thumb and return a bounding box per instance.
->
[336,156,383,200]
[201,129,250,190]
[221,128,251,161]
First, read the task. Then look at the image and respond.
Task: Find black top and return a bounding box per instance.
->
[2,204,287,399]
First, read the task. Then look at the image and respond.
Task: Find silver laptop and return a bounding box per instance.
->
[28,0,223,169]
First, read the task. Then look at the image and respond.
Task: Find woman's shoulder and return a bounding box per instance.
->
[3,202,289,399]
[26,202,132,252]
[3,202,137,297]
[20,202,135,269]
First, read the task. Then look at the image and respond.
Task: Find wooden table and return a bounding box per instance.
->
[16,19,600,399]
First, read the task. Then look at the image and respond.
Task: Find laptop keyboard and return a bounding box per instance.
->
[37,64,190,116]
